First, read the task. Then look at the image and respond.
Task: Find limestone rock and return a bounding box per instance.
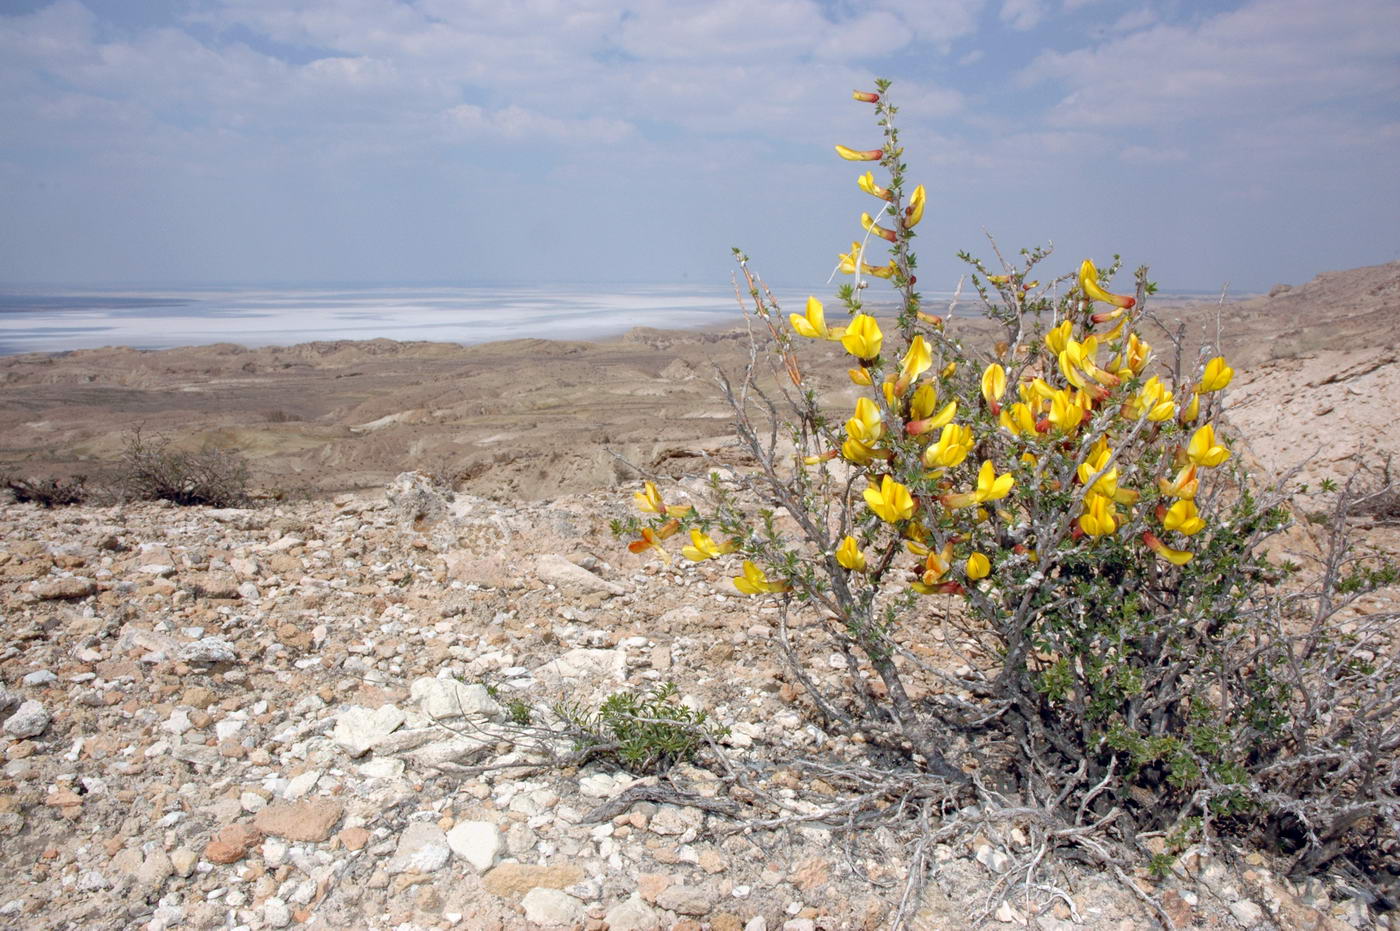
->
[521,888,585,927]
[409,676,500,721]
[534,554,626,596]
[482,862,586,898]
[3,701,50,739]
[386,822,450,874]
[446,820,502,873]
[252,799,343,843]
[331,704,405,757]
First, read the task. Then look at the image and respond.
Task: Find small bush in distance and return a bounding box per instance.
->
[618,80,1399,894]
[117,428,252,508]
[556,682,728,775]
[4,474,88,507]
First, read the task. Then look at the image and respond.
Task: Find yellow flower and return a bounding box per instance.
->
[966,552,991,580]
[861,212,898,243]
[1111,333,1151,376]
[733,560,790,594]
[864,475,916,523]
[841,437,879,465]
[907,399,957,436]
[1045,320,1074,355]
[1178,391,1200,425]
[943,460,1015,509]
[1158,464,1199,500]
[903,184,926,229]
[909,382,939,421]
[681,529,736,562]
[789,296,843,340]
[845,397,884,446]
[999,402,1039,438]
[1199,356,1234,393]
[627,518,682,563]
[1162,500,1205,536]
[892,335,931,396]
[1078,258,1136,310]
[835,145,883,161]
[981,362,1006,413]
[1142,531,1193,565]
[922,423,974,470]
[851,90,880,103]
[1126,375,1176,422]
[634,481,691,517]
[848,367,873,386]
[841,314,883,360]
[836,536,867,572]
[1079,492,1118,537]
[1076,438,1120,497]
[857,171,892,201]
[1187,424,1230,467]
[1048,389,1086,435]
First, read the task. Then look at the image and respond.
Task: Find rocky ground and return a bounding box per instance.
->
[0,260,1397,929]
[0,469,1394,931]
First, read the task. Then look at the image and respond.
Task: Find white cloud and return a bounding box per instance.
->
[1000,0,1047,31]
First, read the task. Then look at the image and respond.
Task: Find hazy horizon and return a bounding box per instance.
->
[2,1,1397,294]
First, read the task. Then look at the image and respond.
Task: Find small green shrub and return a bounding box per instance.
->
[556,682,728,774]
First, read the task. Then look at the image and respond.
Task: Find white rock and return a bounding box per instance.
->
[534,554,627,596]
[1230,900,1264,926]
[262,896,292,929]
[534,648,626,685]
[521,888,586,927]
[445,820,501,873]
[604,893,661,931]
[283,770,321,800]
[262,838,288,868]
[409,677,500,721]
[179,636,237,664]
[21,670,56,686]
[3,701,50,739]
[358,758,405,780]
[331,705,405,757]
[404,736,493,770]
[386,822,450,874]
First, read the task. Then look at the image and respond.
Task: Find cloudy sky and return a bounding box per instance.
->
[1,0,1396,292]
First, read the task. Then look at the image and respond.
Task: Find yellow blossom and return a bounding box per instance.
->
[898,335,932,387]
[904,184,926,229]
[922,423,974,470]
[981,362,1007,413]
[907,399,957,436]
[1178,391,1200,424]
[857,171,891,201]
[836,536,867,572]
[1199,356,1234,392]
[851,90,880,103]
[999,402,1039,437]
[835,144,882,161]
[861,212,898,243]
[966,552,991,580]
[1142,531,1193,565]
[733,560,790,594]
[1045,320,1074,355]
[634,481,691,517]
[1187,424,1230,467]
[790,296,843,340]
[1078,258,1136,310]
[1048,389,1086,435]
[1158,464,1200,500]
[627,518,682,563]
[864,475,916,523]
[681,529,736,562]
[943,460,1015,509]
[841,314,883,360]
[845,397,884,446]
[1162,500,1205,536]
[1079,492,1118,537]
[848,366,873,386]
[1127,375,1176,422]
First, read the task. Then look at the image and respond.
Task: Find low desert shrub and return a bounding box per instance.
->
[556,682,729,774]
[117,428,252,508]
[3,474,88,507]
[618,81,1399,900]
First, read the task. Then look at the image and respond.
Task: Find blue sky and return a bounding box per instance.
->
[1,0,1396,292]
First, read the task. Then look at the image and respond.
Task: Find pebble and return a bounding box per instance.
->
[386,822,450,874]
[446,820,501,873]
[2,701,50,739]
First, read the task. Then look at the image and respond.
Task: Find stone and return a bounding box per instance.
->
[170,847,198,877]
[482,862,586,898]
[638,872,671,904]
[1230,900,1264,926]
[337,826,370,851]
[283,769,321,800]
[605,893,662,931]
[409,676,500,721]
[262,897,292,929]
[331,704,405,757]
[534,554,626,596]
[3,701,50,739]
[446,820,501,873]
[204,823,263,864]
[179,637,237,664]
[534,647,626,686]
[522,888,586,927]
[136,848,174,887]
[31,578,97,601]
[656,884,714,916]
[253,800,343,843]
[386,822,450,875]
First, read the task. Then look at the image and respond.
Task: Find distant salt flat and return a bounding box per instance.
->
[0,282,1227,355]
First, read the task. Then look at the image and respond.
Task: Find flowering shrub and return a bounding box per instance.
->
[617,81,1398,890]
